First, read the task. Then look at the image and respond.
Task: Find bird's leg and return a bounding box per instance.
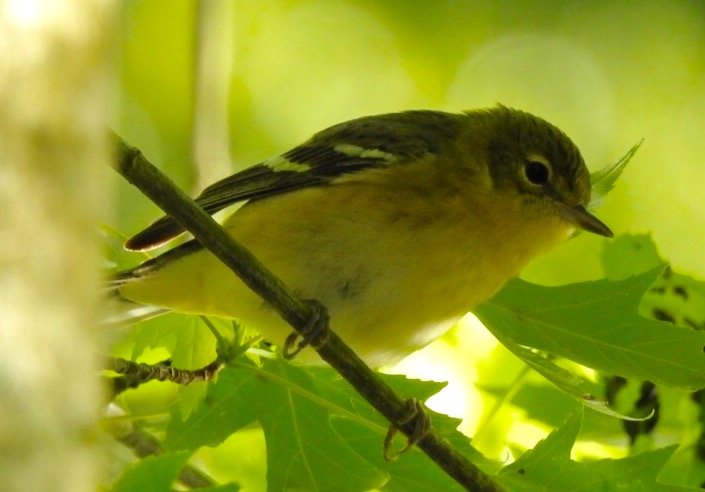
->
[383,398,431,461]
[282,299,330,359]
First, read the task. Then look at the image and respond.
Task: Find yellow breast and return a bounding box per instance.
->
[120,166,573,366]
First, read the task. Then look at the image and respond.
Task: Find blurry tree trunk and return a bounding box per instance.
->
[193,0,235,188]
[0,1,115,491]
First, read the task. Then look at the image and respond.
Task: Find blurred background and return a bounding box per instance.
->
[111,0,705,487]
[114,0,705,280]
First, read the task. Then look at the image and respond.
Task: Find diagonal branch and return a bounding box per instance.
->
[111,136,503,492]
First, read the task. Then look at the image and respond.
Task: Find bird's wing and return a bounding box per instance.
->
[124,110,461,251]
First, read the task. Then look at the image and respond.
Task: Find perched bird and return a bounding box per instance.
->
[114,106,612,367]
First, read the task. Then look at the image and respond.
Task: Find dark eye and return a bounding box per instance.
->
[524,159,550,185]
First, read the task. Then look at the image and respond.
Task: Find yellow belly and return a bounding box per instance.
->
[120,182,572,366]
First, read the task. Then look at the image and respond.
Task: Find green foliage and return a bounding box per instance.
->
[589,140,642,211]
[498,411,689,491]
[487,336,636,419]
[109,2,705,489]
[111,450,240,491]
[112,451,190,492]
[475,269,705,391]
[481,234,705,490]
[603,234,705,332]
[109,349,498,489]
[601,233,663,280]
[107,222,705,488]
[110,245,705,489]
[163,358,492,491]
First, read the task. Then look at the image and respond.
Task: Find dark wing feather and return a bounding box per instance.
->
[124,149,391,251]
[125,164,325,250]
[124,110,464,251]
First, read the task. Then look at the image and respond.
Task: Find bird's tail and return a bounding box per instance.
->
[103,239,203,326]
[101,274,168,327]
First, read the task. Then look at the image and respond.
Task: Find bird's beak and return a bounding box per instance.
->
[558,204,614,237]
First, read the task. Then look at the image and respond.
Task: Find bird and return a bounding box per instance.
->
[112,106,613,367]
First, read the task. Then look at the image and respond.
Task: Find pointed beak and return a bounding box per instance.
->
[558,204,614,238]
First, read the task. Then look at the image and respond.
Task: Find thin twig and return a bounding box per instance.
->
[109,357,222,386]
[111,136,503,492]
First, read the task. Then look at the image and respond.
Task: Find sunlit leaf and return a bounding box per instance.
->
[475,269,705,390]
[493,334,646,420]
[589,140,642,210]
[111,450,241,491]
[603,234,705,332]
[164,358,489,491]
[497,410,685,491]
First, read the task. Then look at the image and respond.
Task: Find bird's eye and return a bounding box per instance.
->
[523,159,550,185]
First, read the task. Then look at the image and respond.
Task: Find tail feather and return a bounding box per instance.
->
[101,295,168,326]
[104,240,205,326]
[102,269,169,327]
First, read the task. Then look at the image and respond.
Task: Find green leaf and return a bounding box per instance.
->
[256,362,388,491]
[128,313,213,365]
[479,382,619,441]
[602,234,705,332]
[330,417,465,492]
[497,410,687,491]
[129,313,182,361]
[165,363,260,451]
[171,317,217,369]
[330,373,497,491]
[493,335,643,420]
[196,485,241,492]
[601,234,664,281]
[110,451,240,491]
[589,139,642,210]
[165,358,491,491]
[167,359,387,491]
[475,269,705,390]
[111,451,190,492]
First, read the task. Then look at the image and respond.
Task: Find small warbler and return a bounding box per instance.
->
[115,106,613,366]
